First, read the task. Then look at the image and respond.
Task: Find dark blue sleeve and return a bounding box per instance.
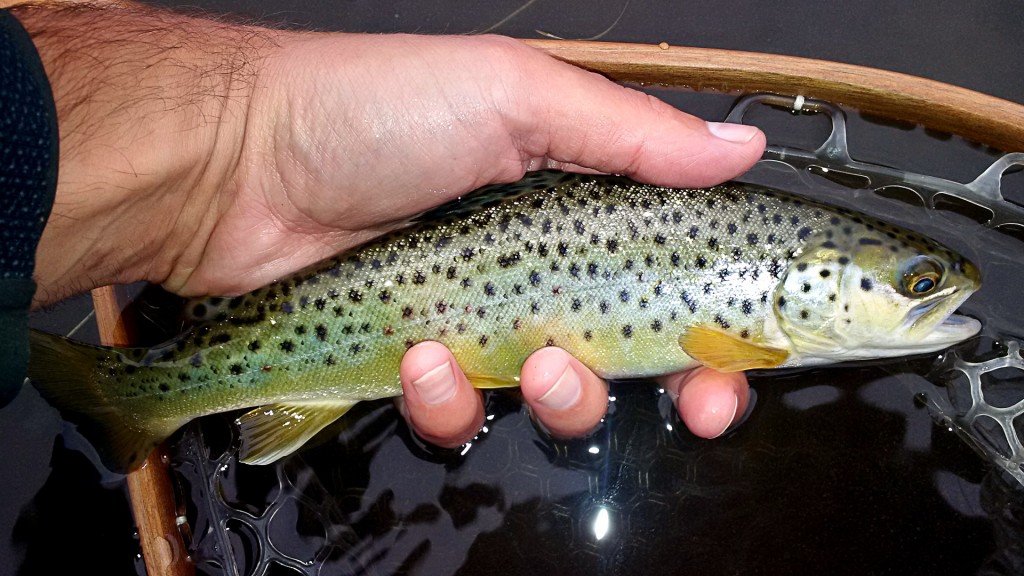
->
[0,8,59,407]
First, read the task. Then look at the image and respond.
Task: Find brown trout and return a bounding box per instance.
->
[28,171,982,471]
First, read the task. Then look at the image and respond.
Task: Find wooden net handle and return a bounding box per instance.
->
[525,40,1024,153]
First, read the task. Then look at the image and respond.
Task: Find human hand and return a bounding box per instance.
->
[187,32,758,443]
[21,6,761,443]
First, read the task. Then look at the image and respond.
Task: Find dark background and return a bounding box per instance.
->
[5,1,1024,574]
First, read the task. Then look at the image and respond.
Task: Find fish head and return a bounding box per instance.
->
[774,221,981,363]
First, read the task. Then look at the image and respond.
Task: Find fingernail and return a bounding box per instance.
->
[536,364,582,410]
[710,394,740,439]
[394,396,409,420]
[412,361,457,405]
[706,121,759,144]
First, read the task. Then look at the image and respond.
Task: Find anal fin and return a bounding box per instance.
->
[679,326,789,372]
[236,400,358,465]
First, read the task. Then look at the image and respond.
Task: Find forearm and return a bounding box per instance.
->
[13,2,271,306]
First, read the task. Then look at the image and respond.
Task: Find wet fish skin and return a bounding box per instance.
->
[28,170,981,470]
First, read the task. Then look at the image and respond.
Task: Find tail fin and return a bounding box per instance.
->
[27,330,178,473]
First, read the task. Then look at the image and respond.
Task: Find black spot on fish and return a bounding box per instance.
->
[820,269,831,278]
[714,314,730,329]
[436,301,448,314]
[588,262,600,277]
[740,329,750,339]
[695,255,708,269]
[828,293,837,302]
[599,301,610,314]
[688,226,699,239]
[583,330,593,341]
[326,354,336,366]
[230,364,243,376]
[280,341,295,352]
[704,283,714,295]
[671,252,681,267]
[707,237,719,250]
[778,296,787,309]
[402,306,414,319]
[727,223,737,235]
[654,234,667,245]
[569,263,581,278]
[476,307,486,318]
[861,278,873,291]
[281,302,294,314]
[800,310,810,320]
[742,300,753,315]
[679,289,696,311]
[839,256,850,265]
[462,247,476,261]
[497,253,522,268]
[316,325,328,341]
[558,241,569,257]
[747,233,759,246]
[191,303,207,318]
[651,319,663,332]
[379,290,392,303]
[529,270,542,286]
[620,290,630,303]
[622,325,633,338]
[479,335,489,347]
[798,227,813,241]
[802,282,811,293]
[350,343,362,355]
[294,325,307,336]
[858,238,882,246]
[349,289,363,302]
[413,271,427,285]
[574,220,586,234]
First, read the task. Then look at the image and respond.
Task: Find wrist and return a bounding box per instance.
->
[16,4,275,305]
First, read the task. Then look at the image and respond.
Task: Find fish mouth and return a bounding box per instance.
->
[903,288,981,349]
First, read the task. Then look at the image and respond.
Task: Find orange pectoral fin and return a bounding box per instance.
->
[679,326,790,372]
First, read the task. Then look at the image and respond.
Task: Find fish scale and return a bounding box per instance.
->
[28,170,982,470]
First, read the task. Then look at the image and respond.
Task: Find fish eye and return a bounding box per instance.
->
[900,256,943,297]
